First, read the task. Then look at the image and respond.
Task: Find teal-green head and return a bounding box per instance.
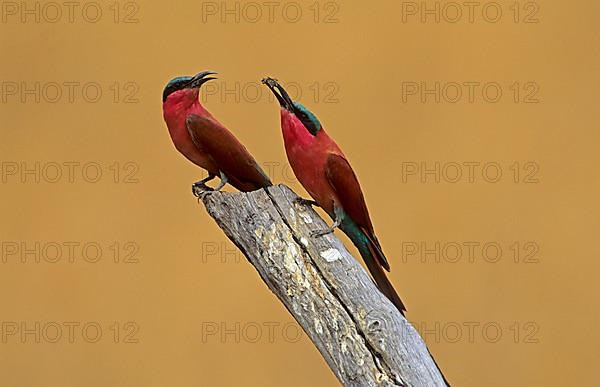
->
[262,77,322,136]
[291,102,322,136]
[162,71,217,102]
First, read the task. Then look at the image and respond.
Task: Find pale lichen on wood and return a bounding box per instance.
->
[200,184,449,387]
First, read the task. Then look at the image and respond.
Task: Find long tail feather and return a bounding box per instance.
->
[363,241,450,385]
[342,222,450,385]
[363,241,407,315]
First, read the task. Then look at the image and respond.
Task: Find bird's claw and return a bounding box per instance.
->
[192,182,214,200]
[194,190,214,203]
[294,197,318,207]
[310,228,334,238]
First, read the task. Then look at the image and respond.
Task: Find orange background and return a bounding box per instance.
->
[1,1,598,386]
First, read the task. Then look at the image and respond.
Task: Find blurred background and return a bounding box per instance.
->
[1,1,598,386]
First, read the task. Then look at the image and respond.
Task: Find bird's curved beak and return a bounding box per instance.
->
[262,77,294,111]
[188,71,218,88]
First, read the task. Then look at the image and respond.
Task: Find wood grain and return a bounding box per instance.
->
[200,184,449,387]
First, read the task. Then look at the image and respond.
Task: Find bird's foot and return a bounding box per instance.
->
[194,190,215,203]
[204,171,228,193]
[294,197,318,207]
[192,182,214,200]
[310,228,335,238]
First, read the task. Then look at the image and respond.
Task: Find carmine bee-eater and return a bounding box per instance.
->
[262,77,406,315]
[264,77,451,385]
[162,71,272,193]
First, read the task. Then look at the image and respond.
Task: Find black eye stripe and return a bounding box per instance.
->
[163,80,191,102]
[297,114,318,136]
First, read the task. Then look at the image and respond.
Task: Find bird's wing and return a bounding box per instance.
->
[186,114,271,191]
[325,153,373,232]
[325,153,390,270]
